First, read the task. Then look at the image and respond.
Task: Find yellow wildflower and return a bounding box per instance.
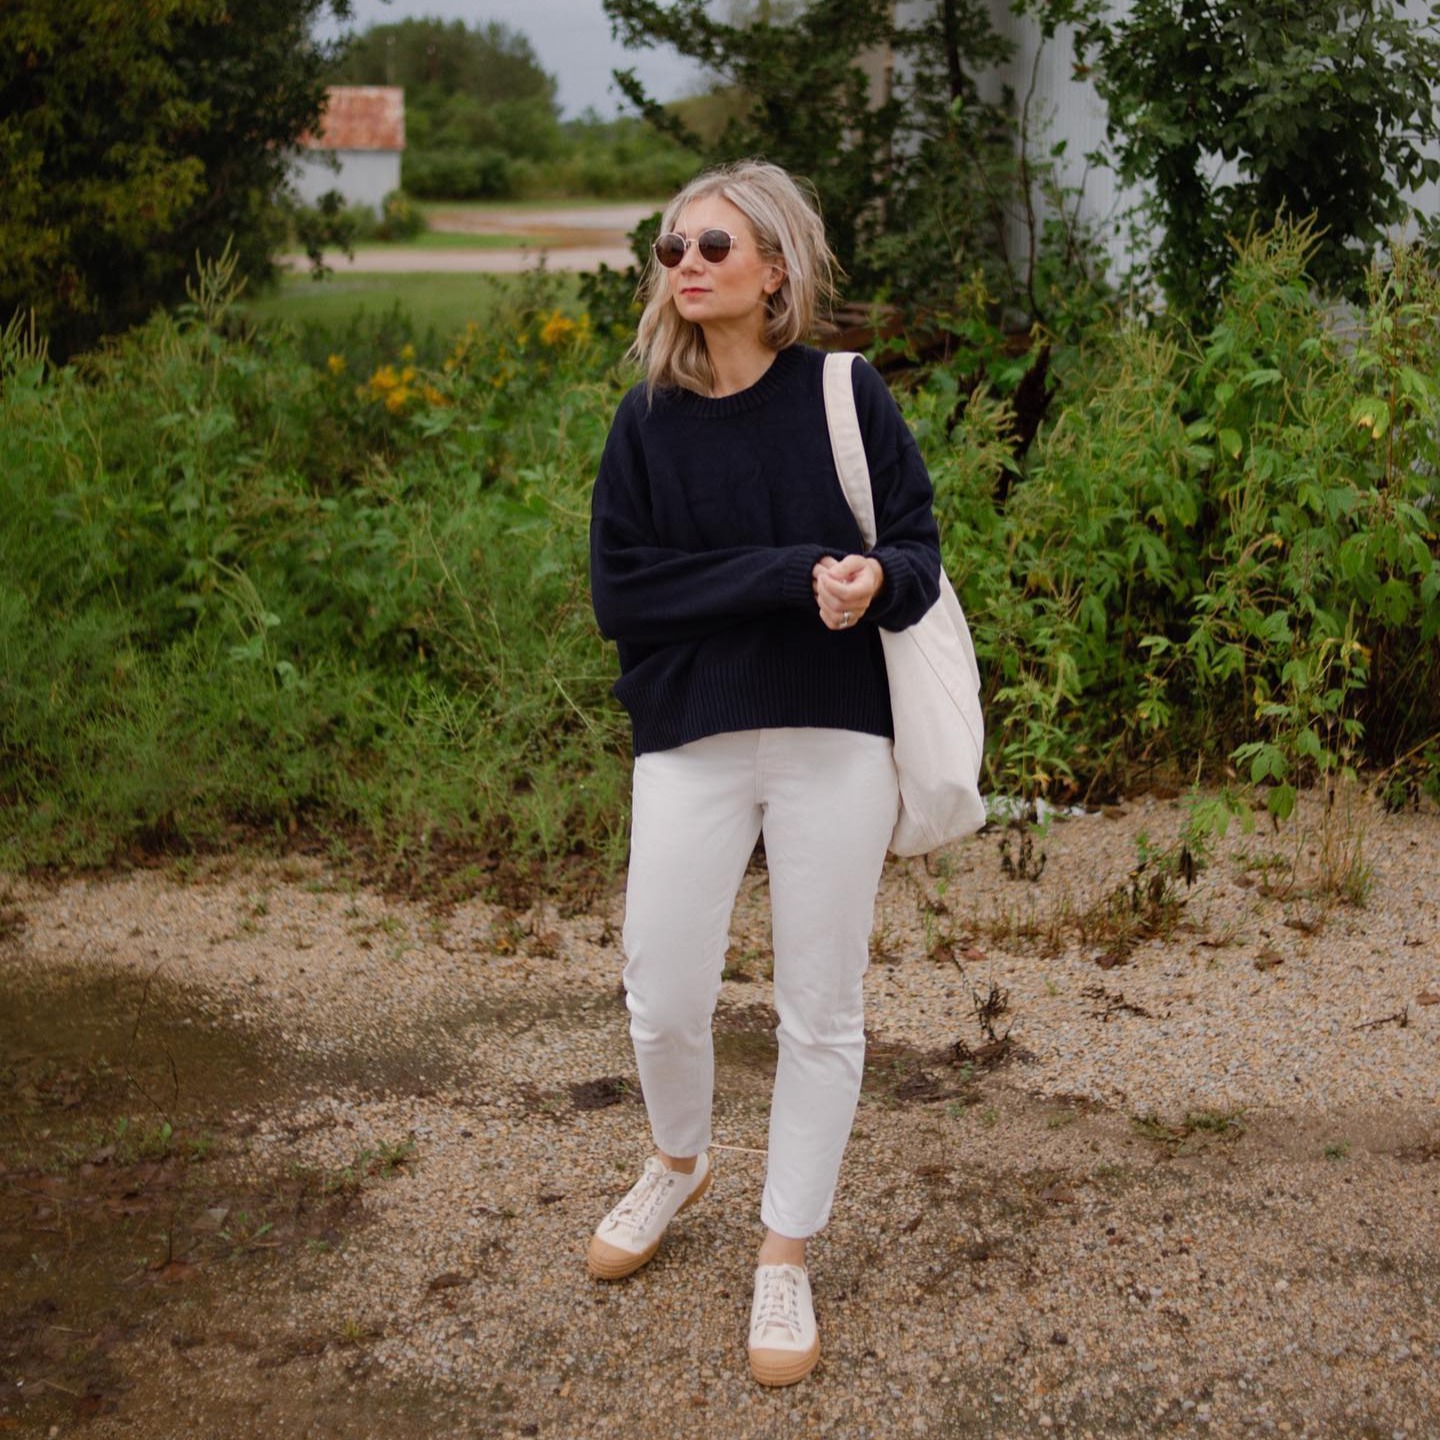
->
[326,353,346,375]
[400,343,416,362]
[385,386,411,414]
[539,309,577,347]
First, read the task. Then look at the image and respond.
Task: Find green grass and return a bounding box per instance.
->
[241,271,580,346]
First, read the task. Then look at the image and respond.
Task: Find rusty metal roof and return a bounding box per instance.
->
[303,86,405,152]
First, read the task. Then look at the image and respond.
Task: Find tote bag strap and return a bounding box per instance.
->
[822,351,878,549]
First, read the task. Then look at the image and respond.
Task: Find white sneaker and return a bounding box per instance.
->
[748,1263,820,1386]
[586,1153,711,1280]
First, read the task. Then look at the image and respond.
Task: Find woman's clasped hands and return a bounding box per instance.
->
[812,554,885,632]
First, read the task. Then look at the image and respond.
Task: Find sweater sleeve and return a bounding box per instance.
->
[849,359,942,631]
[589,394,824,647]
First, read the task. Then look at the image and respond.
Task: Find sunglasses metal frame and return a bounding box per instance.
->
[652,229,739,268]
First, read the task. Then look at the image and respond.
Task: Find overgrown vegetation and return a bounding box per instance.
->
[0,257,629,883]
[0,0,352,362]
[922,221,1440,816]
[2,225,1436,882]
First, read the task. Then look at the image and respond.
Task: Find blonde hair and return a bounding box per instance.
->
[632,159,838,397]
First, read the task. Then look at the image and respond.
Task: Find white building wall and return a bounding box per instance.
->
[979,0,1147,281]
[290,150,401,214]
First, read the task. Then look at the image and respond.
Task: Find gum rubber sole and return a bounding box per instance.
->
[585,1163,713,1281]
[749,1336,820,1387]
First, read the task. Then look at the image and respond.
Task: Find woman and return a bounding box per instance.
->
[586,159,942,1387]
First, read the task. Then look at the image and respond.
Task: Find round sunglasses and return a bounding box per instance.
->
[652,229,740,268]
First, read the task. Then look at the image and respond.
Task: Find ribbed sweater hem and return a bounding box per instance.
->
[618,656,894,758]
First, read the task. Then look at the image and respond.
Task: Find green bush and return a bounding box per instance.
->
[284,189,366,272]
[403,147,514,200]
[2,225,1437,882]
[0,263,631,877]
[923,221,1440,812]
[375,190,428,242]
[1078,0,1440,317]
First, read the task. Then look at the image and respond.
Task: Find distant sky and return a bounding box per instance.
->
[319,0,707,119]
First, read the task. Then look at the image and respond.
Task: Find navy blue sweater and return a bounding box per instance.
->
[589,344,941,756]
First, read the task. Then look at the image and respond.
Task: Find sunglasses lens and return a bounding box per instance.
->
[697,230,734,263]
[653,234,686,268]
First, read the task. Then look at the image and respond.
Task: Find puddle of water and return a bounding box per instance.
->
[0,962,391,1431]
[2,961,270,1162]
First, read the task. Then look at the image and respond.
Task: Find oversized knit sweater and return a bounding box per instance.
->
[589,344,942,756]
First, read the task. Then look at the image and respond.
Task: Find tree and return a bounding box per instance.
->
[0,0,352,361]
[332,19,562,197]
[1076,0,1440,317]
[604,0,901,278]
[602,1,1046,309]
[869,1,1034,309]
[333,17,555,108]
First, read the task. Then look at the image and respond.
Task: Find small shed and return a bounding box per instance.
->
[291,86,405,214]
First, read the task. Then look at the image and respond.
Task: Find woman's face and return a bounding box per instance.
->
[664,194,785,343]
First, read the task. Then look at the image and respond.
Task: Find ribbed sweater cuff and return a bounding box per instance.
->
[867,545,923,628]
[781,546,827,609]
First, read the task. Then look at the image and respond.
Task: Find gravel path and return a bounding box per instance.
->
[280,201,650,274]
[279,244,635,274]
[3,786,1437,1438]
[422,203,655,236]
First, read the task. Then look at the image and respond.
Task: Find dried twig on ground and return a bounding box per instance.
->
[1352,1006,1409,1032]
[1081,983,1154,1022]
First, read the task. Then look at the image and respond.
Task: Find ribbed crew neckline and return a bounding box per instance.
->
[660,345,807,418]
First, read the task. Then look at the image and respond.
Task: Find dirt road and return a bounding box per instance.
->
[283,202,654,274]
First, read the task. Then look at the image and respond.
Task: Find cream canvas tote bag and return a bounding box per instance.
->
[823,350,987,855]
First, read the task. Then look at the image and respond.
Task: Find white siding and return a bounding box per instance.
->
[289,150,401,214]
[979,1,1146,278]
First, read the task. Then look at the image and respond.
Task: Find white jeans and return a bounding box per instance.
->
[622,727,898,1238]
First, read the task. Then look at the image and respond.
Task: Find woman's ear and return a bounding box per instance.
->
[763,264,786,296]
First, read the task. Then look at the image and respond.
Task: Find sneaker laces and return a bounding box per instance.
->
[603,1161,682,1238]
[753,1266,804,1339]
